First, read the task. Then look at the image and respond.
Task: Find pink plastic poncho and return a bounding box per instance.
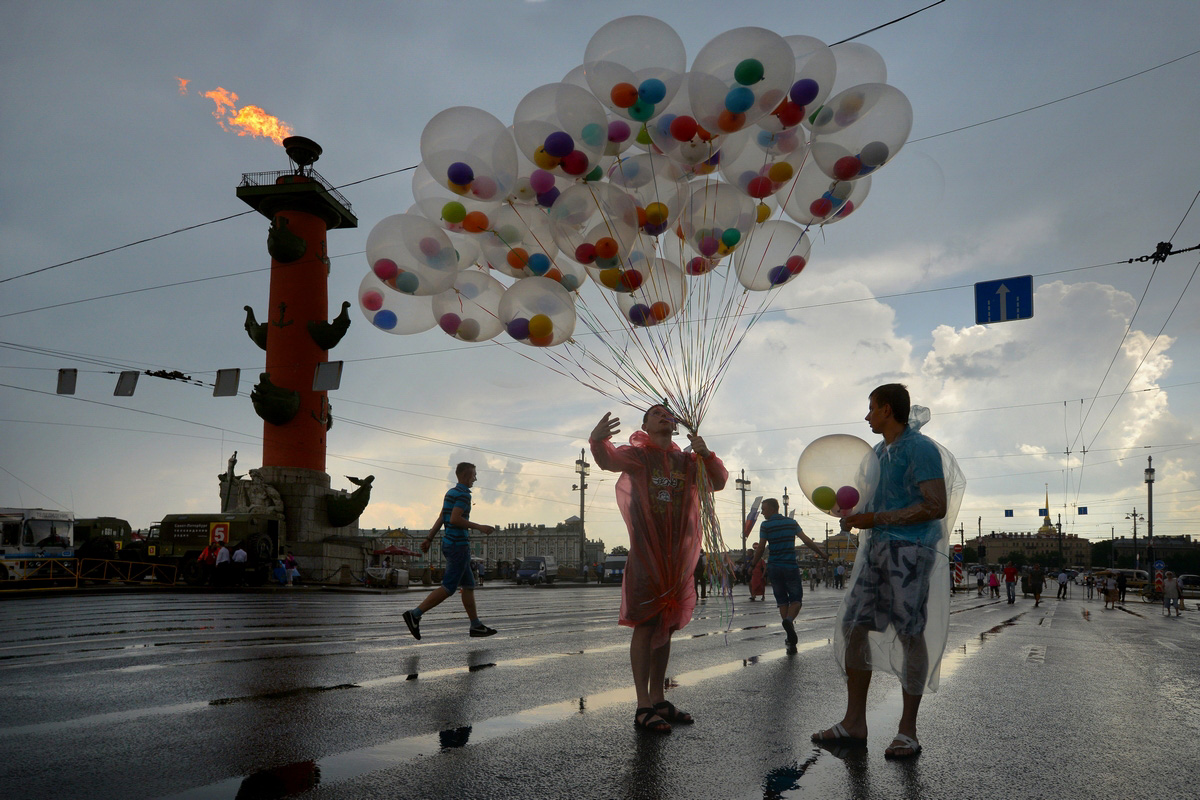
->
[592,431,728,647]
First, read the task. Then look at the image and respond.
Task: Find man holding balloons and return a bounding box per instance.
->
[811,383,962,760]
[590,404,727,734]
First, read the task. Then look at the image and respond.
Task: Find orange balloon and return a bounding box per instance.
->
[594,237,619,259]
[544,267,564,282]
[528,313,553,339]
[529,333,554,347]
[636,206,648,227]
[610,82,638,109]
[506,248,530,269]
[462,211,490,233]
[696,125,714,142]
[651,301,671,321]
[718,110,746,132]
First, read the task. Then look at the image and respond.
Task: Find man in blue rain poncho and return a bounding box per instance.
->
[811,383,965,760]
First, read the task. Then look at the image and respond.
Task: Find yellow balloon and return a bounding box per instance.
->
[767,162,794,183]
[756,203,771,223]
[528,313,553,339]
[644,202,669,226]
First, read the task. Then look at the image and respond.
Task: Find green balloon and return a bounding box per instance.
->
[636,125,653,146]
[441,201,467,224]
[811,485,836,511]
[720,227,741,247]
[584,166,603,182]
[734,58,765,86]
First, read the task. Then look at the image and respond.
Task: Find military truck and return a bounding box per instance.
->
[150,512,285,586]
[72,517,137,560]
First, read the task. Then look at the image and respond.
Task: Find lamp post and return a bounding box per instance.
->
[1145,456,1155,572]
[782,486,790,518]
[735,470,751,559]
[1125,508,1144,571]
[573,449,589,573]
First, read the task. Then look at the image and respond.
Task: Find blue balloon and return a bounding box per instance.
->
[373,310,398,330]
[638,78,667,104]
[725,87,755,114]
[767,265,791,285]
[446,161,474,185]
[543,131,575,158]
[527,253,551,275]
[536,187,560,208]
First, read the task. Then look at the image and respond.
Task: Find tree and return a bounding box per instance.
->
[963,546,979,564]
[609,545,628,555]
[1004,551,1027,568]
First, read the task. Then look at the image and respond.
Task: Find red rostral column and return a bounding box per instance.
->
[236,137,357,471]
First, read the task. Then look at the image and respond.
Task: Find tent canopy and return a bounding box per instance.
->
[373,544,417,556]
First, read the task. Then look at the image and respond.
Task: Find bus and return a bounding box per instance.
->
[0,507,75,581]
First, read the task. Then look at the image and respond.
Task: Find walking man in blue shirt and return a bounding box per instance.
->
[403,462,497,640]
[751,498,828,645]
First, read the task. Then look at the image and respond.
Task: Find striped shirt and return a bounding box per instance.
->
[441,483,472,546]
[759,513,801,567]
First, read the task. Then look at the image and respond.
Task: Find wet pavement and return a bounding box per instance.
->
[1,582,1197,799]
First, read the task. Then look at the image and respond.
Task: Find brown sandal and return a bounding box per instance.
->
[634,707,671,733]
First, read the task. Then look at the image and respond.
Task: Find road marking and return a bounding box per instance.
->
[1155,639,1181,651]
[1025,645,1046,665]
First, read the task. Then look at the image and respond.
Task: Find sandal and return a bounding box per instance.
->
[634,707,671,734]
[884,733,922,759]
[810,722,867,747]
[653,700,694,725]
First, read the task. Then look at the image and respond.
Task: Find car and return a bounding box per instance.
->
[1177,574,1200,599]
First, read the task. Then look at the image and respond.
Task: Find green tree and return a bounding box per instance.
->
[609,545,628,555]
[1004,551,1027,568]
[963,546,979,564]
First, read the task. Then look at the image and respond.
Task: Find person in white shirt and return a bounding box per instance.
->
[1056,570,1068,600]
[214,542,232,586]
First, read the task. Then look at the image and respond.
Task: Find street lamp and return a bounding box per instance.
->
[735,470,751,558]
[574,449,590,572]
[1125,508,1144,571]
[782,487,790,518]
[1145,456,1155,571]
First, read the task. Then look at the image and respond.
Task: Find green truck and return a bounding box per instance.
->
[150,512,286,586]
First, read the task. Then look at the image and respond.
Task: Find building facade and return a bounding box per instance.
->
[970,529,1091,566]
[371,518,605,573]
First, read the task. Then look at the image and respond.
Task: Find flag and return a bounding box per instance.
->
[1004,510,1013,517]
[1078,506,1088,515]
[1039,508,1048,516]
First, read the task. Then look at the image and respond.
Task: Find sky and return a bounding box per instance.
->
[2,0,1199,557]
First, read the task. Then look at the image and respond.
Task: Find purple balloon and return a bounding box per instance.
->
[608,120,631,143]
[446,161,474,185]
[836,485,860,510]
[507,317,531,340]
[628,303,652,326]
[536,187,560,208]
[543,131,575,158]
[767,265,791,285]
[790,78,819,107]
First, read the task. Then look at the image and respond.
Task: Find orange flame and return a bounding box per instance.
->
[198,85,294,145]
[176,77,190,95]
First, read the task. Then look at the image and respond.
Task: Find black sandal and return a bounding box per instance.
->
[653,700,694,725]
[634,707,672,733]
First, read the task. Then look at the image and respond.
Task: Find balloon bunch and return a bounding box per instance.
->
[797,434,881,518]
[359,15,913,430]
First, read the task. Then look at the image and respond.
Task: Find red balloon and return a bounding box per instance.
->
[833,156,861,180]
[746,176,774,199]
[809,197,834,217]
[785,255,806,274]
[618,269,644,291]
[774,99,804,128]
[560,150,590,175]
[669,115,698,142]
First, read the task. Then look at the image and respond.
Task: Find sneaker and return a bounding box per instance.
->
[782,618,798,645]
[403,610,422,640]
[469,623,497,638]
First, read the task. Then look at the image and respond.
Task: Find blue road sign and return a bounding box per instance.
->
[953,552,963,562]
[1154,560,1165,569]
[975,274,1033,324]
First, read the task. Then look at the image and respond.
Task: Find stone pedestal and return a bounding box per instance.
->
[256,466,369,582]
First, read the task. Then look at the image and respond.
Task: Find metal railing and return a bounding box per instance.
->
[0,558,178,590]
[238,169,354,214]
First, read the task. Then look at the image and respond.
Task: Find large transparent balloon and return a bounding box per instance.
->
[719,131,809,199]
[478,204,558,279]
[688,27,795,135]
[779,158,871,225]
[616,256,687,326]
[432,268,507,342]
[418,106,519,201]
[513,83,610,181]
[733,219,812,291]
[759,35,836,134]
[645,76,746,173]
[678,180,758,262]
[412,163,503,234]
[808,84,912,181]
[499,276,577,347]
[357,271,436,335]
[547,182,640,267]
[365,213,462,296]
[584,16,687,124]
[606,154,690,237]
[827,42,888,98]
[797,434,881,518]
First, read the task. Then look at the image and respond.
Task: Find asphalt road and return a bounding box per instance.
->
[1,581,1196,799]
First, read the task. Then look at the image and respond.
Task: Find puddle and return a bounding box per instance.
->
[163,640,828,799]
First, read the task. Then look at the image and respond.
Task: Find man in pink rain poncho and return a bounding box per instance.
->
[590,404,728,734]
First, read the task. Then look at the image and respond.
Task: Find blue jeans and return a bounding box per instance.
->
[768,564,803,607]
[1006,582,1016,601]
[440,542,475,594]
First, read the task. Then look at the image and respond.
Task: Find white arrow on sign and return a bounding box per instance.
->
[994,284,1009,322]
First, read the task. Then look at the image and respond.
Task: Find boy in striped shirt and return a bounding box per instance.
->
[752,498,828,645]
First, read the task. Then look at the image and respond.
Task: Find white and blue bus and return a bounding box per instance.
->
[0,507,75,581]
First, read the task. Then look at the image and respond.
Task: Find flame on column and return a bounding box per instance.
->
[192,84,294,144]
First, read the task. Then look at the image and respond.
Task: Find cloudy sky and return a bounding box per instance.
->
[2,0,1198,556]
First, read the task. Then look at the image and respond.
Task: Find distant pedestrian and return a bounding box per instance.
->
[1117,572,1128,604]
[198,539,220,585]
[1085,573,1095,600]
[590,405,728,734]
[976,570,984,597]
[1029,565,1045,607]
[232,544,247,585]
[1003,562,1018,604]
[1104,574,1119,609]
[752,497,827,646]
[214,540,232,586]
[694,551,707,599]
[403,462,497,641]
[1056,569,1069,600]
[987,569,1000,599]
[1162,571,1182,617]
[835,563,845,589]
